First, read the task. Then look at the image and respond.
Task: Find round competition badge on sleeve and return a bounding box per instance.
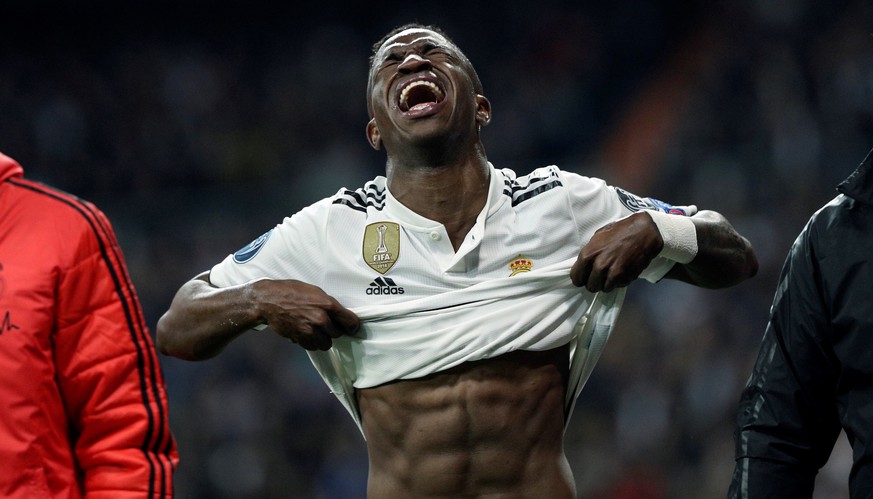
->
[614,187,689,215]
[363,222,400,274]
[233,229,273,264]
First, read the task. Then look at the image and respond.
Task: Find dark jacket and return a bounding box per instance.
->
[730,149,873,498]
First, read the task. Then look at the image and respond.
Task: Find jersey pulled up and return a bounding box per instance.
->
[209,163,692,432]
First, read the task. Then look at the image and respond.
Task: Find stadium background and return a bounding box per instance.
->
[2,0,870,497]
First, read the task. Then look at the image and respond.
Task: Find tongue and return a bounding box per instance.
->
[409,102,433,112]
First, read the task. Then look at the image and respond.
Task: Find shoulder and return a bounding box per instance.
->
[272,177,385,236]
[328,176,388,213]
[497,164,623,207]
[802,193,870,251]
[495,165,573,206]
[497,164,562,187]
[786,193,871,278]
[2,178,118,268]
[4,177,109,234]
[805,194,857,239]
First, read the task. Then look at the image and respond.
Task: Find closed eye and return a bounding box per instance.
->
[379,50,403,69]
[422,43,451,58]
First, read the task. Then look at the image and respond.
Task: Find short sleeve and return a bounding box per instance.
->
[209,198,332,288]
[559,168,692,283]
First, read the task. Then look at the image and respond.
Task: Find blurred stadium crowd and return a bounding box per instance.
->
[2,0,871,497]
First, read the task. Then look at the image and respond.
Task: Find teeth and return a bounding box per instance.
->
[399,81,443,110]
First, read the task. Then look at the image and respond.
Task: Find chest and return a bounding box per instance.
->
[320,199,582,308]
[0,224,61,373]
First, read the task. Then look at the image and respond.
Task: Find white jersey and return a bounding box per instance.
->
[209,163,694,432]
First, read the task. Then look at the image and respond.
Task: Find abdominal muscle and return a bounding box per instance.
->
[356,344,575,498]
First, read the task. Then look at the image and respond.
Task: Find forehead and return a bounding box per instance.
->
[376,28,452,56]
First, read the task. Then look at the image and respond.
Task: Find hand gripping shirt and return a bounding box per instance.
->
[209,163,694,433]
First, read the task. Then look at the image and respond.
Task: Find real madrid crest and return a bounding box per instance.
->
[508,255,533,276]
[363,222,400,274]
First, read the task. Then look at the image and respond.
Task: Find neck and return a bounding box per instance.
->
[387,152,491,250]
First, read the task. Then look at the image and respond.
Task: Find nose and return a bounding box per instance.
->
[398,53,431,74]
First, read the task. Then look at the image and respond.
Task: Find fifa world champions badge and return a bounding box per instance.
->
[363,222,400,274]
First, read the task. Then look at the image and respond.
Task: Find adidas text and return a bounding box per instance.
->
[366,277,405,295]
[366,286,405,295]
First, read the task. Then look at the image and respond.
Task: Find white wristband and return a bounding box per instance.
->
[647,210,698,263]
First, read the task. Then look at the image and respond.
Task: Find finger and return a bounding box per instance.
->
[599,265,619,293]
[297,332,332,351]
[586,264,607,292]
[312,334,332,351]
[605,270,635,292]
[322,321,346,339]
[305,307,345,340]
[327,301,361,335]
[280,320,330,350]
[570,255,592,288]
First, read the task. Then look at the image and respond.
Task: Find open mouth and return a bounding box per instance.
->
[397,78,445,113]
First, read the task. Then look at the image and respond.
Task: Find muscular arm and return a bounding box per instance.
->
[572,209,757,292]
[664,209,758,288]
[156,272,360,360]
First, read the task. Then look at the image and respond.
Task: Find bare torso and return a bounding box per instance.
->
[356,345,575,498]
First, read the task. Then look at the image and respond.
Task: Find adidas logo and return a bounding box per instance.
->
[366,277,405,295]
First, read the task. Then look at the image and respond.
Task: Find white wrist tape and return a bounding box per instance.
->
[647,210,698,263]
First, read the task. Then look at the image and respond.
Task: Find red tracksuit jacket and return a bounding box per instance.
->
[0,153,178,497]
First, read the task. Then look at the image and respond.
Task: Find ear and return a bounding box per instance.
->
[366,119,382,150]
[475,95,492,127]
